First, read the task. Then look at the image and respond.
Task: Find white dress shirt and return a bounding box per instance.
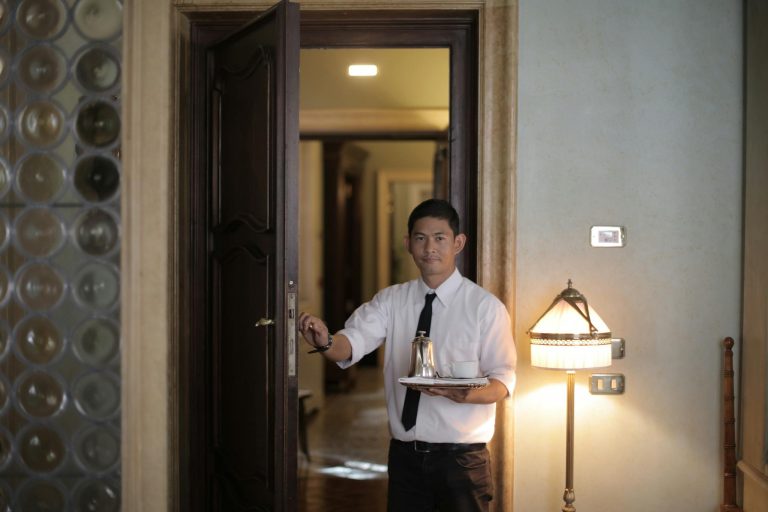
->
[337,269,517,443]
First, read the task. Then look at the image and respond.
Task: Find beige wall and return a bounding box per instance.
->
[741,1,768,510]
[515,1,743,511]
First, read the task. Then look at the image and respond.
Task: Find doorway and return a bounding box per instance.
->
[298,138,442,510]
[298,45,454,512]
[178,7,479,512]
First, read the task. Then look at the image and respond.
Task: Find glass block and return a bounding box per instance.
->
[15,262,66,311]
[0,479,10,512]
[72,317,119,367]
[0,427,11,470]
[3,0,122,497]
[0,375,8,415]
[73,0,122,41]
[73,44,120,94]
[14,153,67,204]
[0,212,9,252]
[16,100,67,149]
[0,320,9,362]
[15,478,68,511]
[0,49,8,90]
[72,208,119,257]
[0,1,10,36]
[72,479,120,512]
[72,371,119,420]
[17,423,67,473]
[16,44,68,95]
[74,99,120,150]
[16,0,68,40]
[0,157,11,199]
[15,370,66,419]
[73,424,119,473]
[72,261,119,311]
[0,266,11,308]
[14,208,67,258]
[14,315,64,365]
[0,105,9,144]
[73,154,120,203]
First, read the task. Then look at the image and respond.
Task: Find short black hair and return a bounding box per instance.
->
[407,199,461,236]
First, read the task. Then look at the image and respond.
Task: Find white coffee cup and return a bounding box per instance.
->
[448,360,479,379]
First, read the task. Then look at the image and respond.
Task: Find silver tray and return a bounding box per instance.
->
[398,376,489,390]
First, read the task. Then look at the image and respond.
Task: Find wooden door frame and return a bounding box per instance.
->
[180,10,476,511]
[121,2,517,511]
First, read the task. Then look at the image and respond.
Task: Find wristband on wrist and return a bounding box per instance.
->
[308,334,333,354]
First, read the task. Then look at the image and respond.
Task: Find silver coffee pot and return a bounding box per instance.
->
[407,331,437,378]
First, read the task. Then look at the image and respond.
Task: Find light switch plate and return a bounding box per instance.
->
[611,338,625,359]
[590,373,625,395]
[590,226,626,247]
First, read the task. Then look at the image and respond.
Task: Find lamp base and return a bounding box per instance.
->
[562,488,575,512]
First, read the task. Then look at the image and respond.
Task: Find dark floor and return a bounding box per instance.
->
[299,366,389,512]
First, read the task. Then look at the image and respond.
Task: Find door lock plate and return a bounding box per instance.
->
[287,290,296,377]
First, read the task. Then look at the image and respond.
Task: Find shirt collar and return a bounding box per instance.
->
[419,268,462,308]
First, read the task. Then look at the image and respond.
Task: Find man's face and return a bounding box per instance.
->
[405,216,466,287]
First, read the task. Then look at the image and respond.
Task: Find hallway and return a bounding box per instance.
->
[299,366,389,511]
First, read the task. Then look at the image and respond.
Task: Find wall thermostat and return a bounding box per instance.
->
[590,226,626,247]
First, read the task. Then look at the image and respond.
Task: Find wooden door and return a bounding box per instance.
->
[207,1,299,510]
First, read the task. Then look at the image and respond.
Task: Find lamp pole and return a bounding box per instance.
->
[563,370,576,512]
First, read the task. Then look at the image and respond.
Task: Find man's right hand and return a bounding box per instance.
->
[298,312,329,348]
[297,312,353,362]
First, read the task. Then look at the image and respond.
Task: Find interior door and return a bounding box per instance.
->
[207,1,299,510]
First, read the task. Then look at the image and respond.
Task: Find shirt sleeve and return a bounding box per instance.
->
[335,288,391,369]
[478,296,517,398]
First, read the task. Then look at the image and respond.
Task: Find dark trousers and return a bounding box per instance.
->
[387,439,494,512]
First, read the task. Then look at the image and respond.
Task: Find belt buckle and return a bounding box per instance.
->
[413,441,432,453]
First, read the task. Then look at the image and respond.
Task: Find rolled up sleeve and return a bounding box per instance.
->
[478,298,517,398]
[336,290,390,369]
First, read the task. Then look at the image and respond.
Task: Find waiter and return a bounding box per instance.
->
[299,198,516,512]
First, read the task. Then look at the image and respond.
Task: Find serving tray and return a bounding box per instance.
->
[398,376,489,390]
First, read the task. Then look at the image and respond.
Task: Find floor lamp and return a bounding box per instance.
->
[528,280,612,512]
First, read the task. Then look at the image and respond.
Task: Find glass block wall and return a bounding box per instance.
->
[0,0,122,510]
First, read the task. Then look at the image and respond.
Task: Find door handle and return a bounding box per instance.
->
[255,318,275,327]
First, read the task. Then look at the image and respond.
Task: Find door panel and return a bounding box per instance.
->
[207,1,299,510]
[214,46,272,230]
[213,250,272,506]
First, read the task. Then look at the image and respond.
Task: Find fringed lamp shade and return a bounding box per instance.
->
[529,280,612,370]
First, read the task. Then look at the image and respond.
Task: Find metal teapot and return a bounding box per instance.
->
[407,331,437,378]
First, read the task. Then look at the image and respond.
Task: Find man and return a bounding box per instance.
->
[299,199,516,512]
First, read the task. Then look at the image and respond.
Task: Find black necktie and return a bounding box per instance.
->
[401,292,436,431]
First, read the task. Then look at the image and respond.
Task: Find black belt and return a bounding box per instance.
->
[393,439,486,453]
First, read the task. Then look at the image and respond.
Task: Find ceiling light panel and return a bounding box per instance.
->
[348,64,378,77]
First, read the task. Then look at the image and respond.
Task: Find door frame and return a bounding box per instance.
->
[182,10,476,511]
[121,2,517,511]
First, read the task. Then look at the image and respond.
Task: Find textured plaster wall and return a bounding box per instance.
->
[514,1,742,510]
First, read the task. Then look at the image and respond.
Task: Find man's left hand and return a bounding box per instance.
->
[418,378,509,404]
